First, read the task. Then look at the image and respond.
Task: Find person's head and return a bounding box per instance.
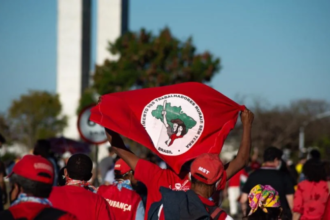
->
[65,154,93,181]
[303,159,326,182]
[172,123,178,132]
[170,119,185,133]
[9,155,54,201]
[309,149,321,161]
[189,153,226,198]
[263,147,283,167]
[114,159,137,186]
[108,147,117,158]
[177,124,187,135]
[33,139,51,158]
[247,184,282,220]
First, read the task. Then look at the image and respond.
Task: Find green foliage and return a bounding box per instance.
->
[315,136,330,160]
[92,27,221,95]
[0,152,17,163]
[151,103,197,130]
[77,88,97,114]
[8,91,67,148]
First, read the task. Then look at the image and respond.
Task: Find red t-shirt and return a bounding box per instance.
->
[322,195,330,220]
[228,169,248,187]
[8,202,77,220]
[97,184,142,220]
[293,180,329,220]
[49,185,113,220]
[134,159,191,219]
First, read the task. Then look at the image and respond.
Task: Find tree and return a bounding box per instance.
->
[230,99,330,159]
[8,91,67,148]
[79,27,221,109]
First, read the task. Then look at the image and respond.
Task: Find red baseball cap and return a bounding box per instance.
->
[8,155,54,184]
[191,153,224,185]
[114,159,131,175]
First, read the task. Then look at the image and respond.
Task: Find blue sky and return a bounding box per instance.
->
[0,0,329,113]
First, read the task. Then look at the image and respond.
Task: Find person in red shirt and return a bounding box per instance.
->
[293,159,330,220]
[0,155,77,220]
[49,154,113,220]
[227,163,248,217]
[322,196,330,220]
[148,153,231,220]
[105,109,254,218]
[98,159,145,220]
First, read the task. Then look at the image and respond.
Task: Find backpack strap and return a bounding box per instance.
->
[0,210,16,220]
[34,207,67,220]
[210,207,224,220]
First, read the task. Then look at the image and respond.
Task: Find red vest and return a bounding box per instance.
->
[97,184,141,220]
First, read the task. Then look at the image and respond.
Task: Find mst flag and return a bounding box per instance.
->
[90,82,245,174]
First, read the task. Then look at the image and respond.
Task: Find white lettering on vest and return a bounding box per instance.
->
[106,199,132,212]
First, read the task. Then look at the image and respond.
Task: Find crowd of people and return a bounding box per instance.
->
[0,108,330,220]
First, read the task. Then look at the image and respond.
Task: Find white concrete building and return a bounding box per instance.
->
[96,0,129,64]
[57,0,128,139]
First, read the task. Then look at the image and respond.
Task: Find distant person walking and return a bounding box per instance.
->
[240,147,294,220]
[293,159,330,220]
[33,139,59,186]
[246,184,282,220]
[98,159,145,220]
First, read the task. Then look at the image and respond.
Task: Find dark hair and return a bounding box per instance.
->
[303,159,326,182]
[108,147,115,154]
[247,208,282,220]
[191,174,213,187]
[66,154,93,181]
[263,147,283,162]
[170,119,187,135]
[323,161,330,180]
[114,170,123,180]
[33,139,51,158]
[58,167,66,186]
[310,149,321,160]
[11,173,52,198]
[0,133,6,144]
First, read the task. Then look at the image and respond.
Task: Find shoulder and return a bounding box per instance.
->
[97,185,115,194]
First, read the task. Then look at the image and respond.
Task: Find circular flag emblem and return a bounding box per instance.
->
[141,94,204,156]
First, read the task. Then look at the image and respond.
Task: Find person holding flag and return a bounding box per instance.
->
[104,109,253,216]
[147,153,232,220]
[90,82,254,217]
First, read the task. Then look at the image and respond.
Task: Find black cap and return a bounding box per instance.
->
[66,154,93,181]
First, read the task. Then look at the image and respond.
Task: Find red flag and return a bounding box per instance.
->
[90,82,245,174]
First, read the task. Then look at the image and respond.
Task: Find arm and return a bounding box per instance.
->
[135,200,145,220]
[293,212,301,220]
[286,194,294,211]
[162,111,169,128]
[225,109,254,180]
[240,193,249,217]
[105,128,139,171]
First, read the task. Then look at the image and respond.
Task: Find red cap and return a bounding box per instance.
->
[191,153,224,185]
[114,159,131,175]
[9,155,54,184]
